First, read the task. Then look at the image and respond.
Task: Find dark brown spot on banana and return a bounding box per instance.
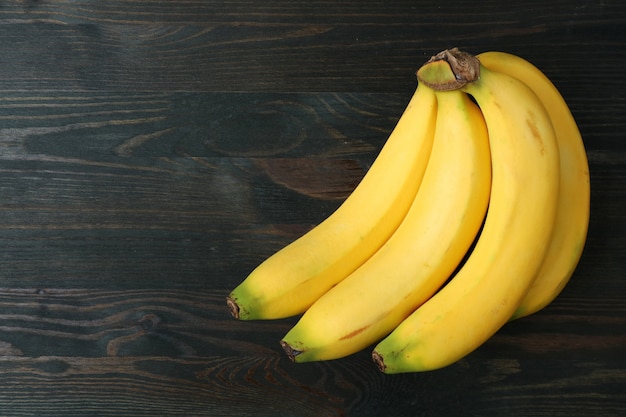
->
[526,112,545,156]
[339,325,369,341]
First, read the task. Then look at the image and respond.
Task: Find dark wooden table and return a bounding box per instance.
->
[1,1,625,416]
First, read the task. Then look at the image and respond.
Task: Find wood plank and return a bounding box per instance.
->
[0,1,624,92]
[0,288,622,358]
[0,289,622,416]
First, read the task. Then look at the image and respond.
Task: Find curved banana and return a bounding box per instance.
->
[280,88,491,362]
[227,84,438,320]
[372,49,560,373]
[477,51,590,320]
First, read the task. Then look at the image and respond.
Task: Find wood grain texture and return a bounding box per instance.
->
[0,1,624,92]
[0,289,623,416]
[0,0,625,415]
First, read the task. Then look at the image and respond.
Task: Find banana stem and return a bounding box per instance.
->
[417,48,480,91]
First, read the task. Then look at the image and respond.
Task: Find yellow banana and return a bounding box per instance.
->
[227,83,438,320]
[477,51,590,320]
[372,49,560,373]
[280,88,491,362]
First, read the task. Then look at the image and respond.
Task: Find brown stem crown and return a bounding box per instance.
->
[417,47,480,91]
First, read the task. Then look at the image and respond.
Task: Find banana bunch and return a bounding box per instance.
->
[227,48,590,373]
